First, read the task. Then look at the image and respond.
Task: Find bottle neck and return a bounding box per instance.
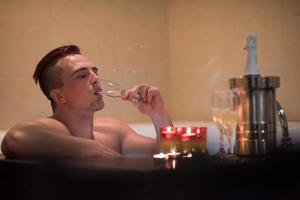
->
[245,45,259,75]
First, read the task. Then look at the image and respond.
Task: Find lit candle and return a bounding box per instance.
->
[160,127,177,153]
[182,153,193,158]
[153,153,169,159]
[167,149,181,159]
[161,126,176,139]
[199,127,207,138]
[175,127,185,152]
[181,127,196,154]
[181,127,196,140]
[193,126,208,155]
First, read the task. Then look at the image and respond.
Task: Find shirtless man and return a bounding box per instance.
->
[1,45,173,158]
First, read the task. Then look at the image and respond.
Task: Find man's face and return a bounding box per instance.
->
[57,54,104,112]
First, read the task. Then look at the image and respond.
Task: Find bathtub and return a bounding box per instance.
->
[0,121,299,155]
[0,130,5,154]
[129,121,300,155]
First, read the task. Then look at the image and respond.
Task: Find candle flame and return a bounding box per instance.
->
[187,127,191,134]
[184,153,193,158]
[170,148,176,154]
[153,153,168,159]
[167,126,172,132]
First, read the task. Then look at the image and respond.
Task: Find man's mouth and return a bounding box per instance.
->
[94,88,102,96]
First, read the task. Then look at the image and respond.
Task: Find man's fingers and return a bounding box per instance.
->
[122,84,159,105]
[147,87,159,103]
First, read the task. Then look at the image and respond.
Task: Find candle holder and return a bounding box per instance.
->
[193,127,207,155]
[167,150,181,159]
[160,126,208,156]
[160,127,180,153]
[180,126,208,156]
[181,127,196,155]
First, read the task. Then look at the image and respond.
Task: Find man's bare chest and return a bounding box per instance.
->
[93,132,120,152]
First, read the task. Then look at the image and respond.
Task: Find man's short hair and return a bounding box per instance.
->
[33,45,81,112]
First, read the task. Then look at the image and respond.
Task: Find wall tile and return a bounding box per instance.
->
[0,76,51,129]
[114,0,168,30]
[0,0,21,23]
[0,24,51,76]
[169,0,300,121]
[20,0,51,25]
[282,16,300,69]
[237,0,282,22]
[51,0,114,27]
[1,0,300,128]
[0,24,21,75]
[283,0,300,17]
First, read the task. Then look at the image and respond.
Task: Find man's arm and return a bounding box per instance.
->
[1,119,121,159]
[121,84,173,153]
[94,118,156,157]
[121,132,156,157]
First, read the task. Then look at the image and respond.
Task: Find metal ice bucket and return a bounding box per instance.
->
[230,75,292,156]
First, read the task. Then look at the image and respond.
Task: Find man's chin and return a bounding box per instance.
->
[87,102,104,112]
[95,102,105,111]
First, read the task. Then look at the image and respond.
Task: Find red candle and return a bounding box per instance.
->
[160,127,177,153]
[160,126,207,155]
[181,127,196,142]
[194,126,207,154]
[181,127,196,154]
[199,127,207,138]
[161,126,176,139]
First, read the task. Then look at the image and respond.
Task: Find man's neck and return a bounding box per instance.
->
[52,108,95,140]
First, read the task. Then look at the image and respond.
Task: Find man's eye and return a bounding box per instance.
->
[92,68,99,75]
[77,74,87,79]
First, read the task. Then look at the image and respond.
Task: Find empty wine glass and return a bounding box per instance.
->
[211,90,238,156]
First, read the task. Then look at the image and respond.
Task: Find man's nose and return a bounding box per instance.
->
[90,73,99,86]
[92,78,98,86]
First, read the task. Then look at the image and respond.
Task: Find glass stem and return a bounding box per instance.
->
[227,136,232,154]
[219,128,225,153]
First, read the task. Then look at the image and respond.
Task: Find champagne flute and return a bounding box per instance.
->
[100,79,125,98]
[211,90,238,156]
[99,78,141,101]
[222,101,238,155]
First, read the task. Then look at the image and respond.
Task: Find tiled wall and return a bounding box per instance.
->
[168,0,300,122]
[0,0,170,129]
[0,0,299,130]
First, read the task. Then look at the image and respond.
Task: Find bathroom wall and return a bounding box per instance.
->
[0,0,170,129]
[0,0,300,130]
[168,0,300,122]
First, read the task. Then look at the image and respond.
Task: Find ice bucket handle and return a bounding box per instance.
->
[276,101,293,147]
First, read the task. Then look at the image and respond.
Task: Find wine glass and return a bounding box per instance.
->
[100,79,125,98]
[99,78,141,101]
[211,90,238,156]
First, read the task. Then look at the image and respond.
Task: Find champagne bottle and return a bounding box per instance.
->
[245,33,260,76]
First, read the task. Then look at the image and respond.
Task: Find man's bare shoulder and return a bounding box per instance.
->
[94,117,134,136]
[94,117,128,129]
[9,117,70,135]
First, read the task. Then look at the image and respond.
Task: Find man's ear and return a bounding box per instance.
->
[50,89,66,104]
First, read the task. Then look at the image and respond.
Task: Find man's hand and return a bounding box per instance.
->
[121,84,173,146]
[121,84,166,118]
